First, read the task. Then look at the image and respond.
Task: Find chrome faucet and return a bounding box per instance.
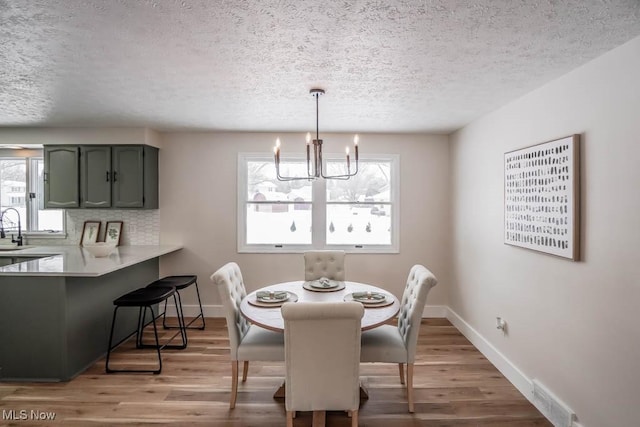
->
[0,207,23,246]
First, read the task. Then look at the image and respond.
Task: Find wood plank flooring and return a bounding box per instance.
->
[0,318,551,426]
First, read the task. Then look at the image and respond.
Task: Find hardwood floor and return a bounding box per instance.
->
[0,318,551,426]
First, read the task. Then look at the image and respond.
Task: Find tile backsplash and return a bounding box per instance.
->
[29,210,159,246]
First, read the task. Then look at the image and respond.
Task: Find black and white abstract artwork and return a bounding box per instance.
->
[504,135,580,260]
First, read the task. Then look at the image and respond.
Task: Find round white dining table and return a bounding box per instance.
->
[240,280,400,332]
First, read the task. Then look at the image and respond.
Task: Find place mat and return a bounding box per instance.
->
[344,291,394,308]
[257,290,288,302]
[248,291,298,308]
[303,279,346,292]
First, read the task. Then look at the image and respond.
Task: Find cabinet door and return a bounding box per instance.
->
[81,146,112,208]
[44,146,79,208]
[112,146,144,208]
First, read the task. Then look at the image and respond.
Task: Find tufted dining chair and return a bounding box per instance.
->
[303,250,346,281]
[282,301,364,427]
[359,264,438,412]
[210,262,285,409]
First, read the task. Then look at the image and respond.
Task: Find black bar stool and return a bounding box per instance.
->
[147,275,205,330]
[105,286,187,375]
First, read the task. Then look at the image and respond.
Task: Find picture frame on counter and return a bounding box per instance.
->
[105,221,123,246]
[80,221,101,245]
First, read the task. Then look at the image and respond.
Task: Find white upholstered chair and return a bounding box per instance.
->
[303,250,346,281]
[282,301,364,427]
[359,264,438,412]
[210,262,285,409]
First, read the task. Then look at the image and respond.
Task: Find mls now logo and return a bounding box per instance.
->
[2,409,56,421]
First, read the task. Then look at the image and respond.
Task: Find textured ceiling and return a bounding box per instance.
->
[1,0,640,133]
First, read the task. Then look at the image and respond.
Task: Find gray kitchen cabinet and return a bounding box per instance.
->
[44,144,158,209]
[81,145,112,208]
[112,145,158,208]
[44,146,80,208]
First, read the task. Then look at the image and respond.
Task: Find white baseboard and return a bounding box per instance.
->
[445,308,535,403]
[446,307,582,427]
[422,304,448,318]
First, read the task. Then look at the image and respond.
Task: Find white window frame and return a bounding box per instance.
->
[238,152,399,253]
[0,149,66,237]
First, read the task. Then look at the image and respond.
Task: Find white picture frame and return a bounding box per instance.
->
[504,134,580,260]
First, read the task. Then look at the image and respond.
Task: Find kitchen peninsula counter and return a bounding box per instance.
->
[0,245,182,381]
[0,245,182,277]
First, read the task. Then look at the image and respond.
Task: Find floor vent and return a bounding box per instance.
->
[532,379,576,427]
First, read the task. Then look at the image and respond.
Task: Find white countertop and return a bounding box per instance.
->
[0,245,182,277]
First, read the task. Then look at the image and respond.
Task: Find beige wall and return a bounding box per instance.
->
[0,127,157,147]
[157,132,451,312]
[449,35,640,426]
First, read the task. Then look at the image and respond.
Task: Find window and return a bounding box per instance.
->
[0,152,65,235]
[238,153,399,253]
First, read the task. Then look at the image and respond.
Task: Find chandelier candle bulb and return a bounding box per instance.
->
[354,134,359,161]
[275,138,281,162]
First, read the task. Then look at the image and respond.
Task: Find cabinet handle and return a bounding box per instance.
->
[106,171,110,182]
[113,171,118,182]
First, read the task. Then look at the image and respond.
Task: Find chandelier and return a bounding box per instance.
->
[273,88,359,181]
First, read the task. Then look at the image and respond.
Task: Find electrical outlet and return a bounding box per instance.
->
[128,224,137,233]
[496,317,507,333]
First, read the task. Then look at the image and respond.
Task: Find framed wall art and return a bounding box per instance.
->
[80,221,101,245]
[504,134,580,260]
[104,221,123,246]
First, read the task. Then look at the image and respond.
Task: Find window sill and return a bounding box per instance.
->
[238,245,399,254]
[23,232,67,239]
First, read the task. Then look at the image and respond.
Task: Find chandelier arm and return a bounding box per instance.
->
[275,156,314,181]
[320,175,351,180]
[276,173,314,182]
[320,158,359,179]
